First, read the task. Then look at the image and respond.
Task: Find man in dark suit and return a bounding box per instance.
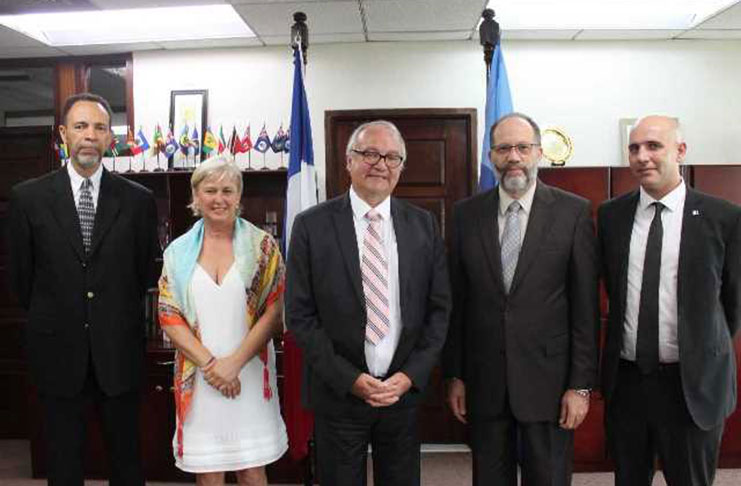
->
[599,115,740,485]
[8,93,159,486]
[285,120,450,486]
[443,113,600,486]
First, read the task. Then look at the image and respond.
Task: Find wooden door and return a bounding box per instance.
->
[325,108,477,443]
[0,126,56,438]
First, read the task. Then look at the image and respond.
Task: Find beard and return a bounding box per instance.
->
[73,150,102,169]
[497,163,538,196]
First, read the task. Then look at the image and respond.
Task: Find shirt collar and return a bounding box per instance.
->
[67,161,103,192]
[498,180,537,216]
[639,178,686,213]
[350,186,391,221]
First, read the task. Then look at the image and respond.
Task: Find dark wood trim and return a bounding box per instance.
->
[324,108,478,198]
[125,56,134,129]
[4,109,55,119]
[0,54,131,69]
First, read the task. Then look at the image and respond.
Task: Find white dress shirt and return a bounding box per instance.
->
[67,161,103,211]
[498,181,537,243]
[349,187,402,378]
[621,181,686,363]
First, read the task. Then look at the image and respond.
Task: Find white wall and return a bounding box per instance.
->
[134,39,741,199]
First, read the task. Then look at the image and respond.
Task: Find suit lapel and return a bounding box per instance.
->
[677,188,701,321]
[89,169,121,257]
[509,182,556,294]
[332,194,364,305]
[477,189,507,295]
[615,192,640,321]
[50,168,85,260]
[391,199,412,329]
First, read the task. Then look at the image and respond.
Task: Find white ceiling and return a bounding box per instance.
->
[0,0,740,59]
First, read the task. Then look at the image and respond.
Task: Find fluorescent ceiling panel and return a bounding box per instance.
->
[0,5,254,46]
[487,0,739,30]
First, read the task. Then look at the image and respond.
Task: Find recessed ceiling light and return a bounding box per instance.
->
[0,5,254,46]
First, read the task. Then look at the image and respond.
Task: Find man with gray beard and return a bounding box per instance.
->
[442,113,600,486]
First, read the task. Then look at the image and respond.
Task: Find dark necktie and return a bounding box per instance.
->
[636,201,664,374]
[78,178,95,254]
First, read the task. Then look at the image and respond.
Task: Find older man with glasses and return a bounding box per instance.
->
[285,120,451,486]
[443,112,600,486]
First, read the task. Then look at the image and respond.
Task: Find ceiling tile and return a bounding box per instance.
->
[90,0,225,8]
[0,46,68,59]
[58,42,161,55]
[261,32,365,45]
[502,30,580,40]
[368,30,472,42]
[693,2,741,29]
[159,37,263,49]
[0,24,50,47]
[233,1,362,38]
[575,29,683,40]
[363,0,481,33]
[677,28,741,39]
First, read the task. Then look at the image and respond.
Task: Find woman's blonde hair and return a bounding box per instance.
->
[188,155,243,217]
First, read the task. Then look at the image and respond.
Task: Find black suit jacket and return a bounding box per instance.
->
[443,182,600,422]
[598,187,741,430]
[8,167,159,397]
[285,193,451,415]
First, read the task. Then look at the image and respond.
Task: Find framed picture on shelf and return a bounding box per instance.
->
[619,118,637,166]
[169,89,208,170]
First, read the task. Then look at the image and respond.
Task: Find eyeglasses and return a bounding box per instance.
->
[351,149,404,168]
[492,143,540,156]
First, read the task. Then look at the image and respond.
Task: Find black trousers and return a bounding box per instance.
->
[607,359,724,486]
[314,405,420,486]
[39,359,144,486]
[470,410,574,486]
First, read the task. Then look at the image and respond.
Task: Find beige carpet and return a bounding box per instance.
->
[2,440,739,485]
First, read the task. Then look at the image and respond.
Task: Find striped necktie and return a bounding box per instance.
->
[362,209,390,345]
[78,178,95,254]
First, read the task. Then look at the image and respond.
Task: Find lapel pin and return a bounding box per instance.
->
[692,209,700,216]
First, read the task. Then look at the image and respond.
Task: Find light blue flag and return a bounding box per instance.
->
[284,46,317,256]
[479,45,513,192]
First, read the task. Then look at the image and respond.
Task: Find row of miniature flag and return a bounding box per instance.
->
[55,124,290,160]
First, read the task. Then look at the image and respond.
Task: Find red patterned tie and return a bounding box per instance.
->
[362,209,390,345]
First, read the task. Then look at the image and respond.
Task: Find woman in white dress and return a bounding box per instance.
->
[158,156,287,485]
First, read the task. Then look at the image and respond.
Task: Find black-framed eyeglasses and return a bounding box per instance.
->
[491,143,540,156]
[351,149,404,168]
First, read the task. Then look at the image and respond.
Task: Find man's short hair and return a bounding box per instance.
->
[345,120,407,161]
[490,112,541,145]
[61,93,113,127]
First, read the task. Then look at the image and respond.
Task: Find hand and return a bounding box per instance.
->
[203,355,241,390]
[446,378,467,424]
[218,378,242,399]
[367,372,413,407]
[351,373,388,406]
[559,389,590,430]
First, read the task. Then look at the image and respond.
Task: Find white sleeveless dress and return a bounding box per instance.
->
[174,263,288,473]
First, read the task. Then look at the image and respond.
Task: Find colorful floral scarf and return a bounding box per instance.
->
[158,218,285,457]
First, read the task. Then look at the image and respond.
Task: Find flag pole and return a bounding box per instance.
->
[287,13,316,486]
[480,8,500,84]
